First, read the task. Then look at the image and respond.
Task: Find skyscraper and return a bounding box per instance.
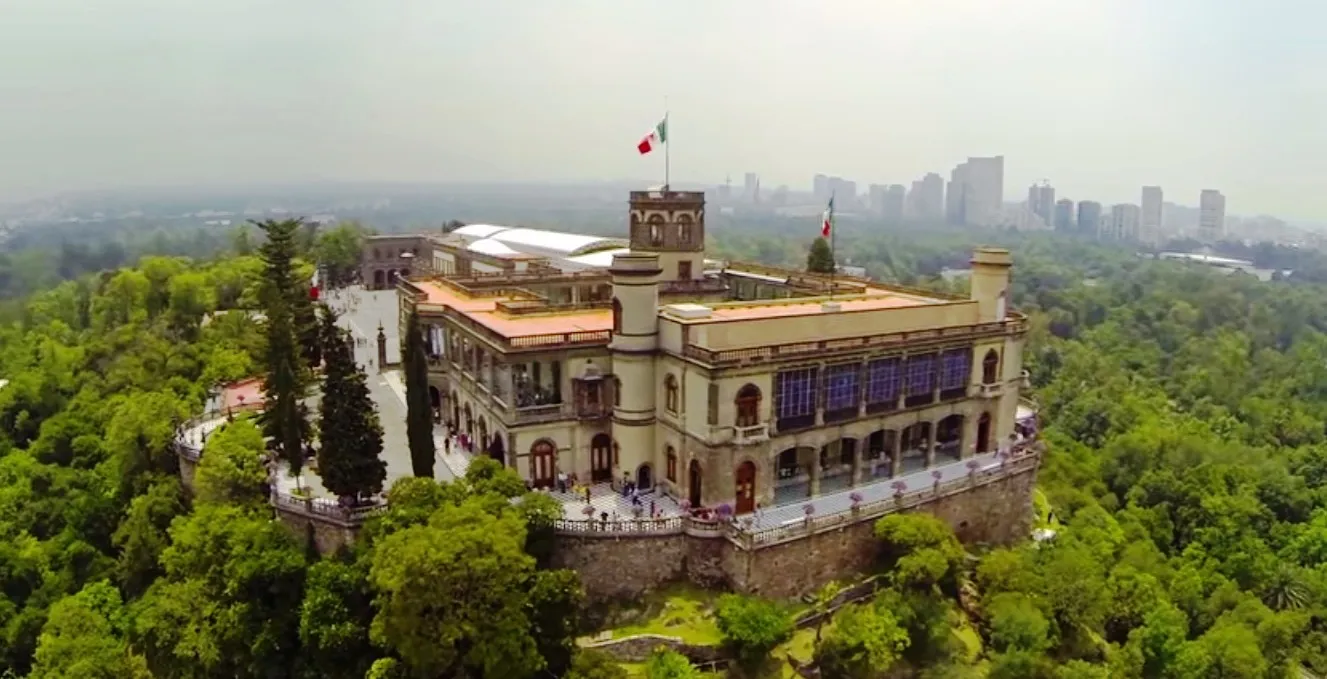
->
[883,185,905,222]
[1076,201,1102,236]
[1108,204,1141,241]
[907,172,945,221]
[1053,199,1075,232]
[945,157,1004,227]
[1026,182,1055,228]
[1140,186,1164,244]
[1198,190,1226,242]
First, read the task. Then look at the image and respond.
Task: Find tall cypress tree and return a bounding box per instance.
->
[403,310,436,477]
[255,218,312,478]
[317,305,387,502]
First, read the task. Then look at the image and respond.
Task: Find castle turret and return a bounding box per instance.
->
[609,252,662,488]
[969,247,1012,323]
[629,189,706,283]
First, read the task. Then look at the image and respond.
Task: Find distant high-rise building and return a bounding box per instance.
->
[813,174,830,201]
[907,172,945,221]
[743,173,759,202]
[883,185,905,222]
[1076,201,1102,236]
[1198,189,1226,241]
[1027,182,1055,228]
[824,177,857,208]
[868,184,887,212]
[1140,186,1164,244]
[947,156,1004,226]
[1107,204,1141,241]
[1053,199,1075,231]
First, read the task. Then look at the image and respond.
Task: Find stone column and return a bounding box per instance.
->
[809,448,822,497]
[851,437,865,486]
[889,433,901,477]
[924,422,936,468]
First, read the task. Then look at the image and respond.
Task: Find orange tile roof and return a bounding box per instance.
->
[414,280,612,338]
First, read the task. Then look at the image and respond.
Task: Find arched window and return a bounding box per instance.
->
[611,298,623,334]
[664,374,679,413]
[676,215,693,245]
[666,446,678,482]
[613,376,622,407]
[735,384,761,427]
[982,349,1000,384]
[648,215,665,246]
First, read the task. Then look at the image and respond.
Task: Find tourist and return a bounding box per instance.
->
[443,437,451,456]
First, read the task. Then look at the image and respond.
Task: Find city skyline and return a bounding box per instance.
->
[2,0,1323,220]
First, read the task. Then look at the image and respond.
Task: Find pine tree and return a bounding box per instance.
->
[316,305,387,502]
[255,218,312,478]
[294,286,322,370]
[807,237,836,274]
[403,310,436,477]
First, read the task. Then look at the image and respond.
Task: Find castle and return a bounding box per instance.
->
[384,189,1035,521]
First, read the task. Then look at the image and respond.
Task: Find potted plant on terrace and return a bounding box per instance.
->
[803,503,816,530]
[891,480,907,502]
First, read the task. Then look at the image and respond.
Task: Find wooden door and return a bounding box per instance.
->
[530,441,556,488]
[590,434,613,482]
[735,461,756,514]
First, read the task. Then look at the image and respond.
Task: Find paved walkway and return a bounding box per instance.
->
[547,482,684,521]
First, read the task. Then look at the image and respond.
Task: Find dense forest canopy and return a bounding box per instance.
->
[4,213,1327,677]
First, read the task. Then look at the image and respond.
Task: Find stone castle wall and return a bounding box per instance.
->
[554,463,1038,603]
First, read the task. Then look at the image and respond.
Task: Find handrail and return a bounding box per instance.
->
[726,451,1040,549]
[683,318,1026,367]
[270,490,388,525]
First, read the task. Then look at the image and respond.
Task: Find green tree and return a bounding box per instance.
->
[874,513,964,590]
[194,418,270,508]
[255,218,312,479]
[643,648,701,679]
[29,581,152,679]
[567,649,629,679]
[316,305,387,502]
[299,559,377,679]
[806,237,835,274]
[314,222,369,288]
[713,593,795,667]
[402,309,435,478]
[368,498,541,678]
[815,602,910,679]
[986,592,1052,653]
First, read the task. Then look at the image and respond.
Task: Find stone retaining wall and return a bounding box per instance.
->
[581,634,726,664]
[555,461,1038,602]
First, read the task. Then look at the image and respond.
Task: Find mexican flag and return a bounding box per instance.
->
[821,196,835,237]
[637,116,668,155]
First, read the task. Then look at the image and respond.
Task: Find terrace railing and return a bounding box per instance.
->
[270,491,388,527]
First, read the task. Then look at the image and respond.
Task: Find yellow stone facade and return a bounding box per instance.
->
[398,190,1029,515]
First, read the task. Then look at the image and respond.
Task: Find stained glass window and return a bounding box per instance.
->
[823,363,860,412]
[904,354,937,395]
[940,349,971,391]
[865,357,901,404]
[775,368,817,419]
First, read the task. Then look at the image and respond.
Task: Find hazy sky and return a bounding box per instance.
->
[2,0,1324,219]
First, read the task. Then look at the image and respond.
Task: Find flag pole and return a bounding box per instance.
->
[664,103,671,190]
[829,191,836,300]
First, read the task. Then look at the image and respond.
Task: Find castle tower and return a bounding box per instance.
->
[629,189,706,284]
[608,252,662,487]
[968,247,1021,445]
[969,248,1012,323]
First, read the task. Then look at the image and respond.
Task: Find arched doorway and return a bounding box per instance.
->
[900,422,931,473]
[590,434,613,482]
[688,459,702,507]
[977,413,992,453]
[735,461,756,514]
[373,270,386,289]
[637,464,653,490]
[935,414,964,464]
[775,447,812,504]
[489,434,506,465]
[477,418,488,454]
[530,440,556,489]
[450,392,460,430]
[429,386,441,423]
[864,429,897,481]
[819,439,855,494]
[463,404,474,445]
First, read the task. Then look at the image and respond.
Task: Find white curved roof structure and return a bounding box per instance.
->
[560,247,631,270]
[449,223,626,258]
[467,238,526,258]
[452,224,510,239]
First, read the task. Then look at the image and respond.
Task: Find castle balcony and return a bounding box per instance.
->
[973,382,1003,399]
[709,423,771,446]
[511,403,570,426]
